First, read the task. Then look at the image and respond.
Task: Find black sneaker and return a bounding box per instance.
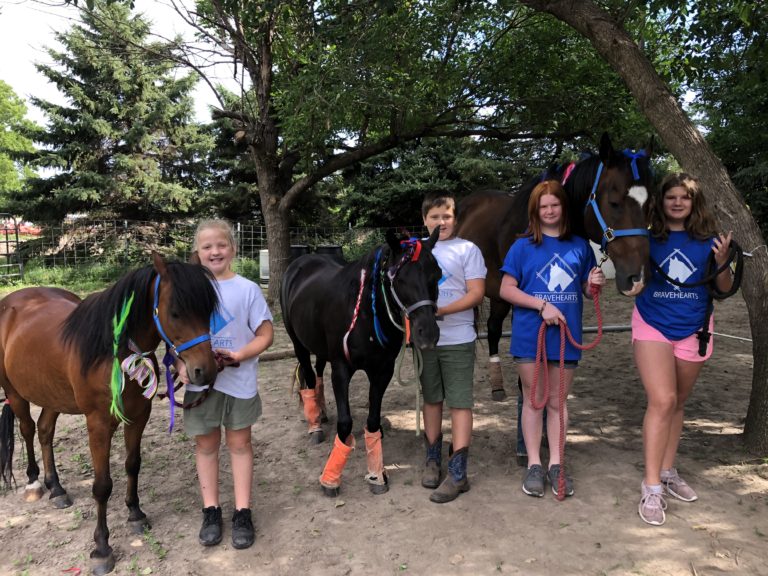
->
[232,508,255,549]
[199,506,223,546]
[522,464,546,497]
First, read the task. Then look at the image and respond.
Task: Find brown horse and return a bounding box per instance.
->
[0,253,218,575]
[456,133,653,404]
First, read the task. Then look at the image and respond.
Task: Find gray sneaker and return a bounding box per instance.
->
[547,464,574,497]
[661,468,698,502]
[639,481,667,526]
[522,464,546,497]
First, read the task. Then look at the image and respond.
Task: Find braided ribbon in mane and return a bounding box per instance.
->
[109,293,135,423]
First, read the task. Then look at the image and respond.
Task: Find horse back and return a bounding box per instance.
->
[0,287,84,414]
[457,190,525,299]
[282,254,352,360]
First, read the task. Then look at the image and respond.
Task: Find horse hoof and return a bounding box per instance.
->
[309,430,325,445]
[515,453,528,467]
[491,388,507,402]
[321,485,340,498]
[24,481,44,502]
[90,551,116,576]
[368,482,389,495]
[128,517,151,535]
[51,493,73,509]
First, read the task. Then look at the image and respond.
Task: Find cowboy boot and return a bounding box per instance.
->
[319,434,356,497]
[429,447,470,503]
[421,434,442,489]
[300,388,324,444]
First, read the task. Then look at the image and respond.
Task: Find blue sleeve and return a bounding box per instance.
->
[581,240,597,283]
[500,239,524,280]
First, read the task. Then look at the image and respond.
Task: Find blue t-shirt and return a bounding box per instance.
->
[500,234,596,361]
[636,231,713,340]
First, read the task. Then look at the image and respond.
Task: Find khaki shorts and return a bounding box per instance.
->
[183,388,262,437]
[419,342,476,409]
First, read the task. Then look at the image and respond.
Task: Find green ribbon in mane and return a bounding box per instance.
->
[110,292,135,423]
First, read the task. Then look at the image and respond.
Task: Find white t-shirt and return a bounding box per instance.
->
[432,237,487,346]
[186,274,273,399]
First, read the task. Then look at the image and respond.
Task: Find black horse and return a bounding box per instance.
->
[281,228,441,496]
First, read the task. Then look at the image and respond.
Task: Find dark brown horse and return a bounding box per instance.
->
[281,229,441,496]
[456,133,653,404]
[0,253,218,575]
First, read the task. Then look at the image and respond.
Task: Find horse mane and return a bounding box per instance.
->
[62,261,219,377]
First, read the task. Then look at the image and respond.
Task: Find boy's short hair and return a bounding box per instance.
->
[421,193,457,219]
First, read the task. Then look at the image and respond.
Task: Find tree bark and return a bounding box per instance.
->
[521,0,768,453]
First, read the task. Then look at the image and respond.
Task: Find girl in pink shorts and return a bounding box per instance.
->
[633,173,733,527]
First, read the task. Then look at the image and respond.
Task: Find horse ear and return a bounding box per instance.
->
[385,228,401,253]
[189,251,201,265]
[644,135,655,158]
[425,225,440,249]
[152,251,168,276]
[599,132,614,165]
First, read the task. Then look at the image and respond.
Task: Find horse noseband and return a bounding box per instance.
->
[585,161,649,252]
[151,275,211,358]
[386,239,437,317]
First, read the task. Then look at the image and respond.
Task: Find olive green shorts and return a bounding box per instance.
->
[182,388,262,437]
[419,342,476,409]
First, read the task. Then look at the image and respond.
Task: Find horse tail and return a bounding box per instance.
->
[0,400,17,489]
[292,362,303,404]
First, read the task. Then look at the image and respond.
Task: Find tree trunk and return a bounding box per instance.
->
[522,0,768,453]
[260,187,291,309]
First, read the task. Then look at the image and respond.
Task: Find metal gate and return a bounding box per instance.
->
[0,214,24,281]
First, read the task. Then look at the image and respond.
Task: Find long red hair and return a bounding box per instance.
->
[522,180,570,244]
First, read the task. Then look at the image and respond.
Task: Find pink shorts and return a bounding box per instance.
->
[631,306,713,362]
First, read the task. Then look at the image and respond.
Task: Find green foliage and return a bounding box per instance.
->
[0,80,37,201]
[10,1,212,221]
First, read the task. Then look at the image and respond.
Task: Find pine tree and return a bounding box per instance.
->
[13,1,211,220]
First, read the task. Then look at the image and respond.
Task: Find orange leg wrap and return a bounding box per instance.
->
[364,427,386,486]
[300,388,322,434]
[319,434,356,489]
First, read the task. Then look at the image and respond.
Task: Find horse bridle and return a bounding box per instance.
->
[385,239,437,318]
[151,274,211,358]
[583,154,650,253]
[150,274,213,429]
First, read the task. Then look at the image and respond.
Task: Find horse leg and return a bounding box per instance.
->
[8,397,43,501]
[86,413,119,576]
[319,363,354,497]
[123,404,151,535]
[315,358,328,423]
[362,364,393,495]
[488,299,511,401]
[37,408,72,508]
[295,344,324,445]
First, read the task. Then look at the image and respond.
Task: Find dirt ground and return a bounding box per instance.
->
[1,290,766,576]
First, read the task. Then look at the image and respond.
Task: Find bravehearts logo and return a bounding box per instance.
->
[660,249,696,290]
[535,254,577,293]
[434,254,450,286]
[210,305,234,333]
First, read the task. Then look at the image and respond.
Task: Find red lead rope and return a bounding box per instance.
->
[529,284,603,501]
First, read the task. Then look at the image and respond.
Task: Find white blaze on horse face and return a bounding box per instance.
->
[628,185,648,208]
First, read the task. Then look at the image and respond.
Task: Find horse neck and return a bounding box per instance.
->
[564,156,601,238]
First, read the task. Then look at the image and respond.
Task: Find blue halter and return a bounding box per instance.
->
[152,274,211,357]
[584,159,649,252]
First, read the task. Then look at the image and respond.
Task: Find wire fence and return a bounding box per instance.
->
[2,219,428,273]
